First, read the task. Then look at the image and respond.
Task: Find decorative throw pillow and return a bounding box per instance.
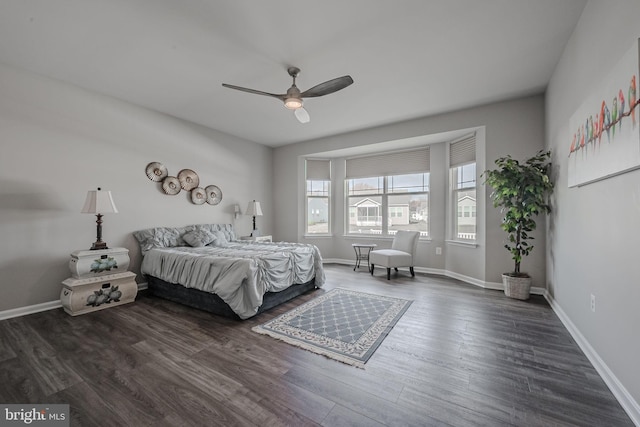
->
[183,229,216,247]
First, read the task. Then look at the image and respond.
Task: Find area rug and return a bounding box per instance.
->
[252,288,412,368]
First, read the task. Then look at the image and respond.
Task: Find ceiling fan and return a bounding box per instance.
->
[222,67,353,123]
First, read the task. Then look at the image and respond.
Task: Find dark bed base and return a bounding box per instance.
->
[146,276,317,319]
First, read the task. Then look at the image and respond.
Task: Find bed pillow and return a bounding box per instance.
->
[209,230,230,247]
[133,226,193,254]
[183,229,216,247]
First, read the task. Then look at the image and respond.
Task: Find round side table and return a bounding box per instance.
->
[352,243,377,271]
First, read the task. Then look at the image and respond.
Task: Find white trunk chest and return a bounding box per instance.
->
[60,271,137,316]
[68,247,130,279]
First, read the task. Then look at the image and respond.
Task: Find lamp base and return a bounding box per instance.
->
[90,241,109,251]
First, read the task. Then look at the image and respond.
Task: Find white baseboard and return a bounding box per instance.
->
[322,258,352,265]
[0,300,62,321]
[440,269,546,295]
[544,293,640,426]
[529,286,546,295]
[0,282,149,321]
[324,259,548,295]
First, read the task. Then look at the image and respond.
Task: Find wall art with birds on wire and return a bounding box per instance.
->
[568,39,640,187]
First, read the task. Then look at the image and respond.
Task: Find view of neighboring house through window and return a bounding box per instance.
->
[305,159,331,235]
[450,134,476,241]
[347,176,384,235]
[346,148,430,237]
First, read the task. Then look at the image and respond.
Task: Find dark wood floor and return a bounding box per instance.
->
[0,264,633,426]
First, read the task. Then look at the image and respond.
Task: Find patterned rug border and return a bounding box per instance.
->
[252,288,412,368]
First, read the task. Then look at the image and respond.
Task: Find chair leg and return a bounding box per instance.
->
[370,264,374,275]
[386,268,391,280]
[410,266,415,277]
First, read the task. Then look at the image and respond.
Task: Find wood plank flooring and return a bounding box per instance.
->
[0,264,633,426]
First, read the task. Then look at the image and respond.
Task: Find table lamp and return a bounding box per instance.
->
[81,187,118,250]
[245,200,263,237]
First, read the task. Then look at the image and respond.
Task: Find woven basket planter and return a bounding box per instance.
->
[502,274,532,300]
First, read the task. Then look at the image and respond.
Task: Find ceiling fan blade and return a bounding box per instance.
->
[300,75,354,98]
[221,83,285,101]
[294,107,310,123]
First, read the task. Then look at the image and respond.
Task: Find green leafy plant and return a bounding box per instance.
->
[482,150,554,277]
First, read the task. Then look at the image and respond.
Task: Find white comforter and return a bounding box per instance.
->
[140,241,325,319]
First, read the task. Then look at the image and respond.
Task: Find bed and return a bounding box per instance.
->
[133,224,324,319]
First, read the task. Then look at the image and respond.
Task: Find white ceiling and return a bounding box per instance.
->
[0,0,586,147]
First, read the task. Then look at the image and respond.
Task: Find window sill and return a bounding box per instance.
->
[344,235,432,243]
[303,234,333,239]
[446,239,478,248]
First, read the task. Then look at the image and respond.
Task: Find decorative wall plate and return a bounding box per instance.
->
[162,176,181,195]
[205,185,223,205]
[146,162,168,182]
[178,169,199,191]
[191,187,206,205]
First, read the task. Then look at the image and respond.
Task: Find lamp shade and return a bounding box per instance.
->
[245,200,263,217]
[81,188,118,214]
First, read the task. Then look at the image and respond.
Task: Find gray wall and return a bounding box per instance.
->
[0,63,273,312]
[273,95,546,286]
[546,0,640,410]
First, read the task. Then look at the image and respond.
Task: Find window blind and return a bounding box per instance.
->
[345,147,430,179]
[306,159,331,180]
[449,134,476,167]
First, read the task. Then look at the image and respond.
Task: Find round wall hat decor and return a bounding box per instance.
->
[162,176,181,195]
[205,185,223,205]
[178,169,199,191]
[146,161,222,206]
[146,162,168,182]
[191,187,206,205]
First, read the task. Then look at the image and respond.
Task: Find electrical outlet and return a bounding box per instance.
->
[436,247,442,255]
[590,294,596,312]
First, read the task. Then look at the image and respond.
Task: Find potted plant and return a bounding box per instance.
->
[482,150,554,300]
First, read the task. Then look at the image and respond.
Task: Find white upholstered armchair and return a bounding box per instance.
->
[369,230,420,280]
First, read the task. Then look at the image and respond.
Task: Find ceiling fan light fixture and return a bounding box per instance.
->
[284,97,303,110]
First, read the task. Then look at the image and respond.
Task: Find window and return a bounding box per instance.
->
[450,134,476,241]
[347,174,429,236]
[390,207,403,218]
[345,148,430,237]
[346,176,382,234]
[305,159,331,235]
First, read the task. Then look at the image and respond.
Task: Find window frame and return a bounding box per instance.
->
[450,162,477,242]
[345,173,430,238]
[305,179,331,236]
[448,133,477,243]
[305,159,332,237]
